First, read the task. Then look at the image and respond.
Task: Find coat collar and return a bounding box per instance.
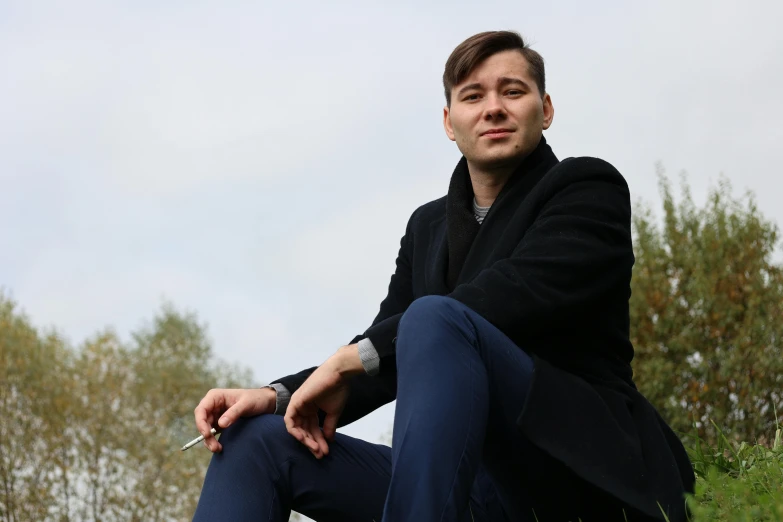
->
[445,135,559,289]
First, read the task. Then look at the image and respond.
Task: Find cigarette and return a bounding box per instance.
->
[181,428,217,451]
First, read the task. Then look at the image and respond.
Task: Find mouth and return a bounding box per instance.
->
[480,128,514,139]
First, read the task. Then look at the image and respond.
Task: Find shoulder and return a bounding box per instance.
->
[547,156,628,191]
[538,157,632,221]
[407,194,447,229]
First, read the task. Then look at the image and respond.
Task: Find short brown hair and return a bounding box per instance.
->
[443,31,545,106]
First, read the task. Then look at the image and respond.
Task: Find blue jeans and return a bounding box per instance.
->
[193,296,538,521]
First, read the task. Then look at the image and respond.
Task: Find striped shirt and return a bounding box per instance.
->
[473,198,491,224]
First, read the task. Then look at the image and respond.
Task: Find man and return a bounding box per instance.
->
[192,31,694,522]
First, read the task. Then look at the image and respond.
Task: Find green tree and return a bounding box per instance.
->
[123,304,255,521]
[631,169,783,445]
[0,292,71,522]
[0,294,256,521]
[66,331,135,521]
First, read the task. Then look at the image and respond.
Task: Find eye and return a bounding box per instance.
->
[463,93,481,101]
[506,89,523,96]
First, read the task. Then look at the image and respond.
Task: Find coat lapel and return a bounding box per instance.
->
[446,156,481,289]
[424,214,451,296]
[450,136,560,287]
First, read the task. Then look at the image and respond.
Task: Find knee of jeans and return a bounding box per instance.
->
[397,296,466,360]
[400,295,461,331]
[218,414,294,458]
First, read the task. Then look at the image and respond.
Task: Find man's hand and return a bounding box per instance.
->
[194,387,276,453]
[284,344,365,459]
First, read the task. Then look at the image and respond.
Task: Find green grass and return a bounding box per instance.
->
[684,421,783,521]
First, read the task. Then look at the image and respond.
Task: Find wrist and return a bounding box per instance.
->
[261,386,279,412]
[334,344,366,377]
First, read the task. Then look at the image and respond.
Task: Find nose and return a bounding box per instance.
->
[482,93,507,121]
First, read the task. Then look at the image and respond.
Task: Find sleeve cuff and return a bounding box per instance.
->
[357,337,381,376]
[264,382,291,415]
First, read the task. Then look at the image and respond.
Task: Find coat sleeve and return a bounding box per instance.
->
[269,210,417,426]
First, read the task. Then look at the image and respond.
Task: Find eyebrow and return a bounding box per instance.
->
[456,76,532,98]
[498,77,531,90]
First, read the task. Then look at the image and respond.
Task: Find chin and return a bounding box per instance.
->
[477,148,527,168]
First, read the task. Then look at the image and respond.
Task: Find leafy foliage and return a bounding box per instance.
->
[0,293,256,522]
[0,295,68,520]
[630,168,783,444]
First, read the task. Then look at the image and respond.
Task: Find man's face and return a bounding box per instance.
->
[443,50,554,171]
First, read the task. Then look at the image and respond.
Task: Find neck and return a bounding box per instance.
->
[465,158,523,207]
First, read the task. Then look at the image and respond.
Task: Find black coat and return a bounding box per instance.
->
[272,137,695,521]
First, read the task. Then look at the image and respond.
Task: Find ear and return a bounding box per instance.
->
[443,106,456,141]
[542,93,554,130]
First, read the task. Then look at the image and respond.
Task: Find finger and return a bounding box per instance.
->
[308,425,326,458]
[306,417,329,457]
[307,420,323,459]
[195,390,229,452]
[203,437,223,453]
[285,408,309,446]
[322,413,339,443]
[290,426,307,444]
[218,398,248,429]
[300,418,317,452]
[194,402,214,440]
[194,412,216,450]
[284,407,302,440]
[285,399,322,456]
[206,420,224,453]
[201,421,221,453]
[300,417,321,455]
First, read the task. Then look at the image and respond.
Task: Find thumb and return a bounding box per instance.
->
[218,400,247,429]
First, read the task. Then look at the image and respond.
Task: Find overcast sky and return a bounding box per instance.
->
[1,0,782,444]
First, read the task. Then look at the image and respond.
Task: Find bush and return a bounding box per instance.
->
[631,170,783,445]
[686,422,783,521]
